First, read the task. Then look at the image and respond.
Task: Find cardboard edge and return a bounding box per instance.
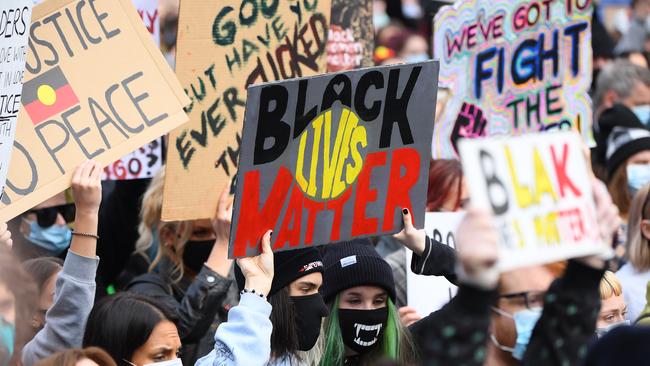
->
[116,0,190,106]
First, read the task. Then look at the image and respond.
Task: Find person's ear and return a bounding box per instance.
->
[640,220,650,240]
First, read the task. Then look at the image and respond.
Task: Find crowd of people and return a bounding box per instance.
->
[3,0,650,365]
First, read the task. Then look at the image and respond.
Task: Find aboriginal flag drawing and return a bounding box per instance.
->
[21,66,79,125]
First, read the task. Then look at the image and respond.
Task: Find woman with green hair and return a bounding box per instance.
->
[318,208,500,365]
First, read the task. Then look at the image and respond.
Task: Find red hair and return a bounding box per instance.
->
[426,159,464,211]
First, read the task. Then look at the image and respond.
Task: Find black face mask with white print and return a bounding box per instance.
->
[338,307,388,354]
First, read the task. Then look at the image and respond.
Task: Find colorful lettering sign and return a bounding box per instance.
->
[432,0,593,158]
[327,0,374,72]
[0,0,189,222]
[230,61,439,257]
[406,212,463,315]
[162,0,331,221]
[459,132,606,271]
[0,1,32,198]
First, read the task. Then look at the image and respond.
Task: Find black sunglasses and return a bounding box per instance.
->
[24,203,75,228]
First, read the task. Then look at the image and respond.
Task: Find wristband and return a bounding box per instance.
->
[72,231,99,240]
[241,288,267,300]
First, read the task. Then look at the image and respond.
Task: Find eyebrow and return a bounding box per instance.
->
[150,346,174,353]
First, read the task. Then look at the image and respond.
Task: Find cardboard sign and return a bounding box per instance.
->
[104,0,161,181]
[162,0,331,221]
[327,0,374,72]
[230,61,439,257]
[432,0,593,158]
[459,132,605,271]
[0,0,189,222]
[0,1,32,198]
[406,212,463,315]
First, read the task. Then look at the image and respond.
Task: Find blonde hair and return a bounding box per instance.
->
[599,271,623,300]
[136,168,193,282]
[626,183,650,271]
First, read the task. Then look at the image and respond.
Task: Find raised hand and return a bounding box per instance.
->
[455,207,499,289]
[236,230,274,297]
[70,160,102,258]
[212,183,234,245]
[393,208,427,255]
[576,178,620,269]
[71,160,102,216]
[0,222,12,248]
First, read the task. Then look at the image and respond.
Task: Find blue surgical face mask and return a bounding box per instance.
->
[373,13,390,30]
[0,317,15,366]
[632,105,650,126]
[491,307,542,360]
[595,319,630,338]
[22,219,72,255]
[627,164,650,198]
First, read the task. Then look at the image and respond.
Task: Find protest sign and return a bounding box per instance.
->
[104,0,161,181]
[327,0,374,72]
[229,61,439,257]
[0,0,190,222]
[458,131,606,271]
[0,1,32,198]
[406,212,463,315]
[432,0,593,158]
[162,0,331,221]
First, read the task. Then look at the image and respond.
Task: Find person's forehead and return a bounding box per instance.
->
[500,266,554,294]
[33,192,67,210]
[601,295,626,313]
[190,219,212,229]
[294,272,323,285]
[342,285,386,297]
[148,321,181,345]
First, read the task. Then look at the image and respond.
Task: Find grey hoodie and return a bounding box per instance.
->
[21,251,98,366]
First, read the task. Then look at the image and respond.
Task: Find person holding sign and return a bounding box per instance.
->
[196,234,329,366]
[486,179,621,365]
[318,208,500,365]
[22,160,103,366]
[126,185,237,365]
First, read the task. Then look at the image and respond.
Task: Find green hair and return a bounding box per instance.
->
[319,295,414,366]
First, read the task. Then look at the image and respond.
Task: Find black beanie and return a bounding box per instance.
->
[235,247,323,298]
[605,126,650,177]
[319,239,396,303]
[596,104,647,166]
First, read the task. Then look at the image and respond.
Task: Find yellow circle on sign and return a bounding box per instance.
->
[37,85,57,106]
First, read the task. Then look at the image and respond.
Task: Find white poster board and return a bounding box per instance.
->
[406,212,464,315]
[459,131,607,271]
[0,1,32,197]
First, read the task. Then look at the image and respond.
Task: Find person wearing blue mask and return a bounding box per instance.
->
[21,160,104,366]
[486,179,621,365]
[19,196,75,256]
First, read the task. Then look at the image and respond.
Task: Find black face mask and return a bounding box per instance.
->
[182,239,214,273]
[291,293,329,351]
[338,307,388,354]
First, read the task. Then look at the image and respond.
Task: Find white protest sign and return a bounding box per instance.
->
[0,2,32,198]
[406,212,463,315]
[459,131,606,271]
[103,0,160,181]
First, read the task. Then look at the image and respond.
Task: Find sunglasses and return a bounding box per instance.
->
[24,203,76,228]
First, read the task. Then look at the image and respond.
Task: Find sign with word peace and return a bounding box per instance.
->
[0,1,32,198]
[327,0,374,72]
[407,212,464,315]
[230,61,439,257]
[432,0,593,158]
[459,131,605,271]
[162,0,331,221]
[0,0,189,222]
